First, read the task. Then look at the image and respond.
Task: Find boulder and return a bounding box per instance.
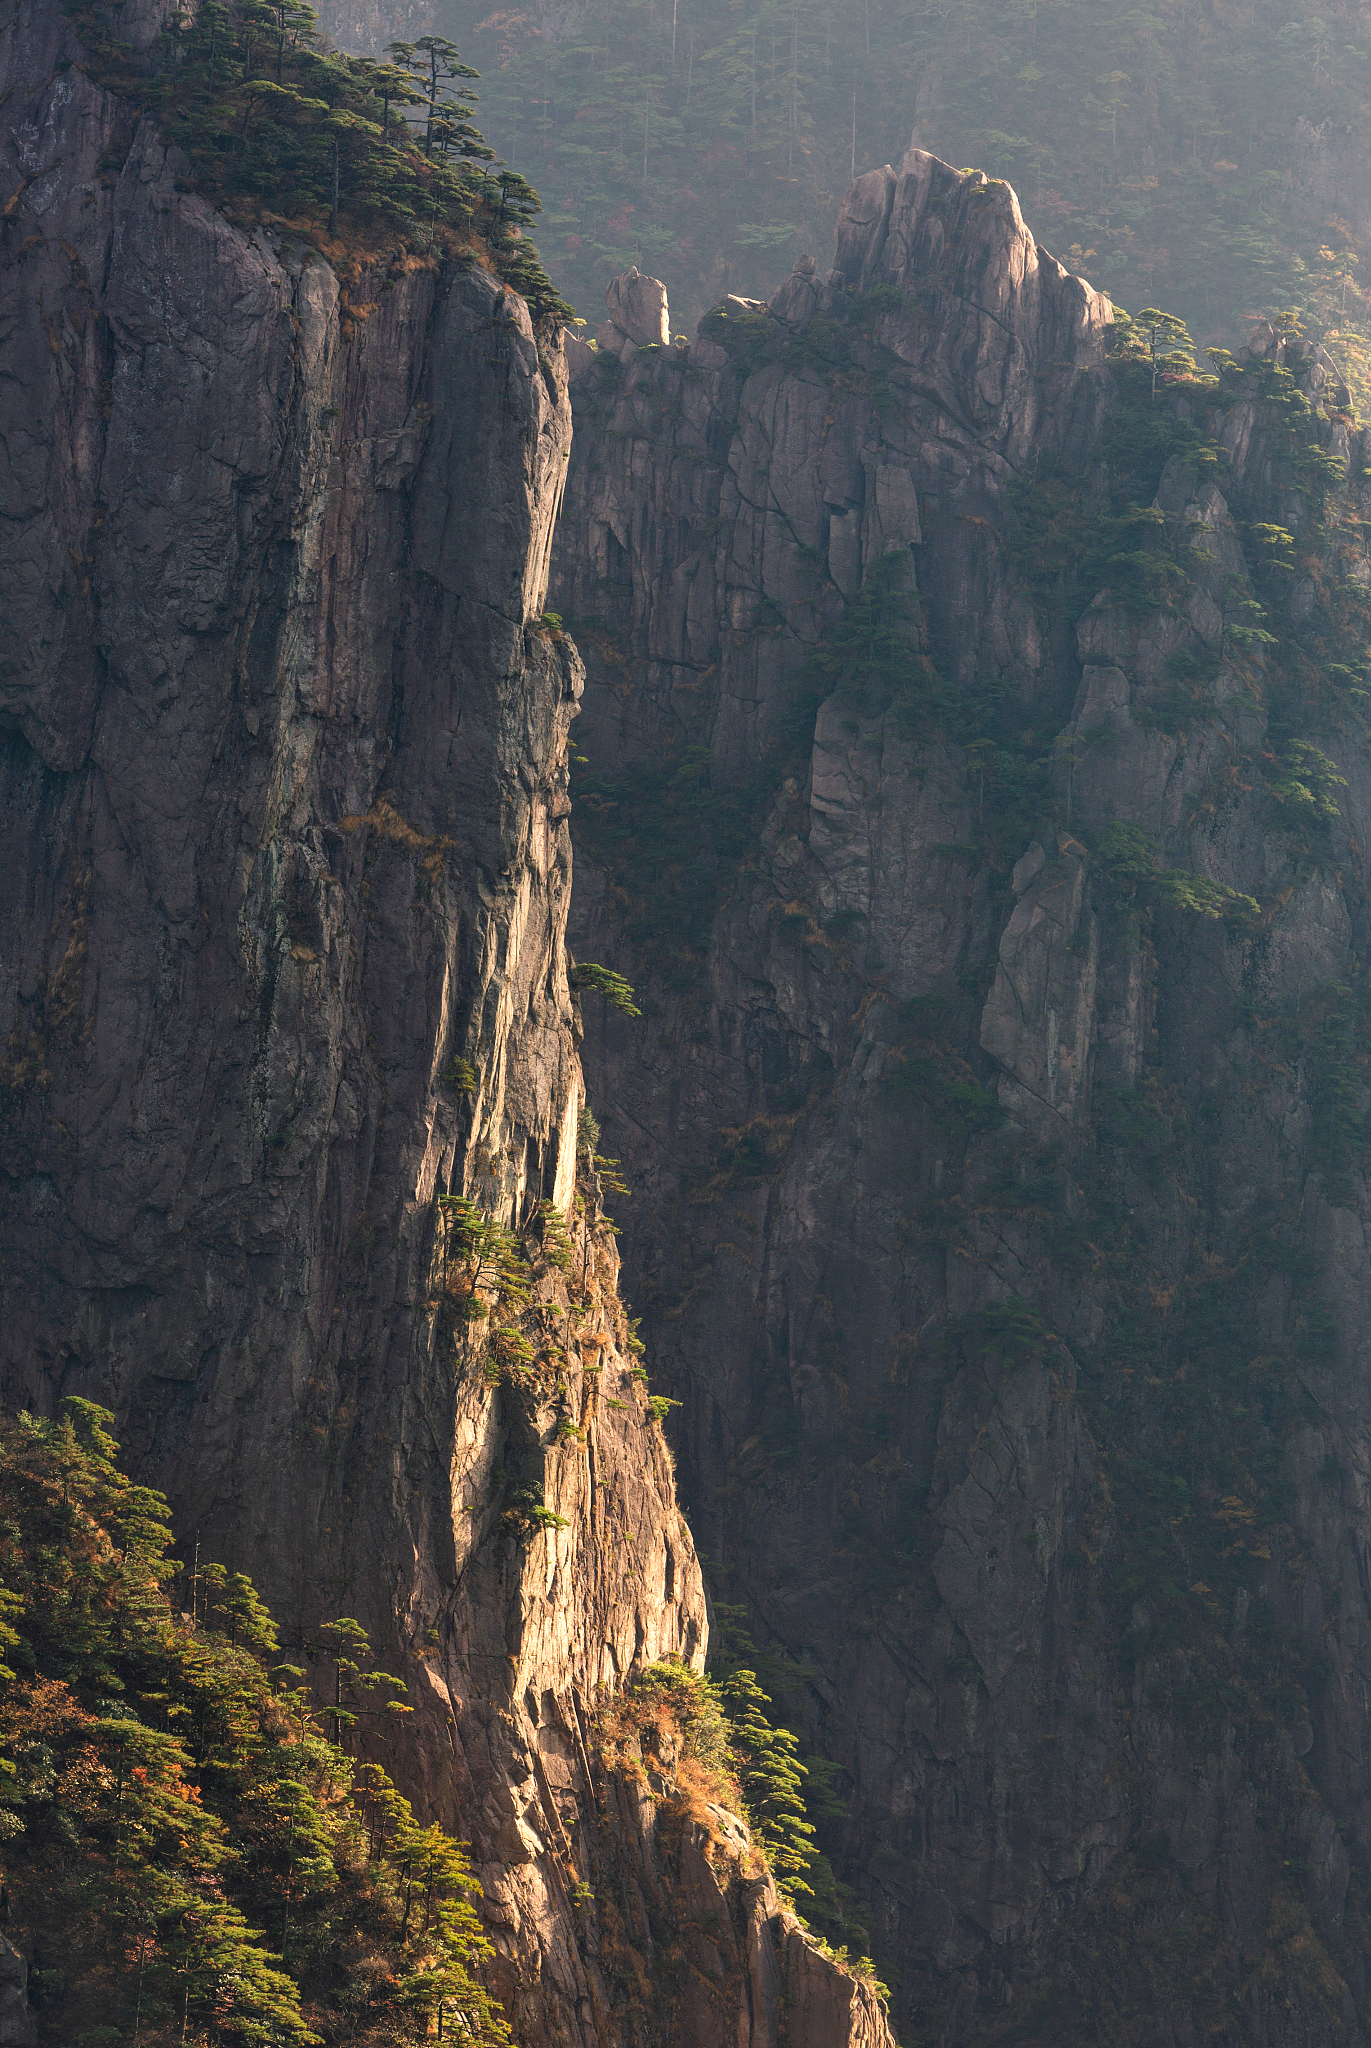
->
[603,265,670,349]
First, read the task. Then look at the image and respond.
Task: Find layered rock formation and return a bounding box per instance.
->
[0,3,893,2043]
[556,151,1371,2042]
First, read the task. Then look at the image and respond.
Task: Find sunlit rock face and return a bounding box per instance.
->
[0,9,907,2045]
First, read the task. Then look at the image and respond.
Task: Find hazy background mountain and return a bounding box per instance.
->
[315,0,1371,394]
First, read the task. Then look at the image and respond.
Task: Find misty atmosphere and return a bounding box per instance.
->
[8,2,1371,2045]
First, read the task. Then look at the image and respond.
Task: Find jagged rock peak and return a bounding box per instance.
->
[710,152,1113,382]
[566,266,672,376]
[842,145,1110,339]
[586,150,1113,445]
[590,155,1114,460]
[554,103,1371,2044]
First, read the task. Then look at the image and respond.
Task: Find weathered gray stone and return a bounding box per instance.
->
[604,263,671,349]
[980,845,1098,1141]
[556,168,1371,2046]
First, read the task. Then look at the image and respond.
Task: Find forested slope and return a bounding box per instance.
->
[0,1404,893,2046]
[414,0,1371,402]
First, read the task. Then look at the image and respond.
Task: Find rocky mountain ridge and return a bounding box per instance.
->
[556,147,1371,2043]
[0,1,893,2042]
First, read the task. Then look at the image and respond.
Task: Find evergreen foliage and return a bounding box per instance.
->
[431,1194,544,1390]
[67,0,572,329]
[713,1668,815,1895]
[614,1659,833,1915]
[428,1173,657,1436]
[311,1618,411,1746]
[1095,822,1260,924]
[703,1607,874,1956]
[572,297,1236,1005]
[435,1197,531,1324]
[1110,305,1200,398]
[0,1400,507,2048]
[573,296,1371,2028]
[569,961,642,1017]
[576,1105,602,1163]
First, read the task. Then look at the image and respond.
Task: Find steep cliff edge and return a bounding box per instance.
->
[0,4,893,2044]
[557,152,1371,2043]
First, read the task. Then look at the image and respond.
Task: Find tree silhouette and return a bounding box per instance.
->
[717,1667,817,1896]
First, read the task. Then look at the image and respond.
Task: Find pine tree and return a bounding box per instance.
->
[718,1668,817,1896]
[1112,305,1200,398]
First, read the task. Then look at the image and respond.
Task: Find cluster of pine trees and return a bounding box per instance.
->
[612,1643,886,1985]
[0,1400,507,2046]
[441,0,1371,394]
[71,0,572,328]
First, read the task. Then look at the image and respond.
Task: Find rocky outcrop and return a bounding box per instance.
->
[556,147,1371,2043]
[556,152,1108,785]
[314,0,433,54]
[585,1709,892,2048]
[0,0,581,1623]
[601,266,672,356]
[0,4,892,2046]
[0,1939,36,2048]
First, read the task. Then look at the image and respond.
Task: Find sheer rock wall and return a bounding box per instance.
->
[0,6,894,2046]
[555,149,1371,2044]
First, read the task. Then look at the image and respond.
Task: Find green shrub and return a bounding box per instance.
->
[1095,822,1259,923]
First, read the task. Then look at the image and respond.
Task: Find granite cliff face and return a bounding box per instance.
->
[0,4,894,2044]
[556,151,1371,2043]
